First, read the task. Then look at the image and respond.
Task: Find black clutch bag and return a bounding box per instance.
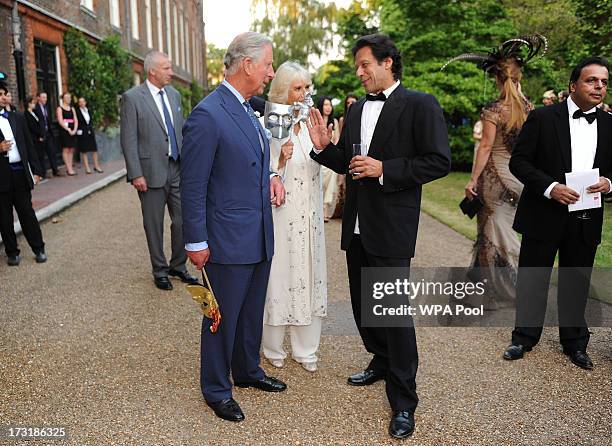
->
[459,196,484,219]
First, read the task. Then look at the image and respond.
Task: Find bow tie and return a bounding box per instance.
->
[366,92,387,102]
[0,109,8,118]
[572,109,596,124]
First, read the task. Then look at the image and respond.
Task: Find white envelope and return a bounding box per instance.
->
[565,168,601,212]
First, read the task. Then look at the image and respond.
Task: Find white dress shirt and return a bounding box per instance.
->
[146,79,174,156]
[0,113,22,164]
[544,96,610,198]
[354,80,400,234]
[80,107,91,125]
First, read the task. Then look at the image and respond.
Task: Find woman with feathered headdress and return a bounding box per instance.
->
[443,34,547,307]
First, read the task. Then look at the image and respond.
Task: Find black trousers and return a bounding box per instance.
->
[0,169,45,257]
[346,235,419,412]
[40,134,58,174]
[512,216,597,352]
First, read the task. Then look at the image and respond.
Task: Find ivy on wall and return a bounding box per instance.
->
[63,29,131,127]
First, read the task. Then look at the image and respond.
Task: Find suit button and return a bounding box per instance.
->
[252,162,256,166]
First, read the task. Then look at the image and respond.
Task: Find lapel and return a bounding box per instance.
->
[553,102,572,172]
[139,83,167,135]
[218,84,263,162]
[348,98,365,150]
[368,85,407,159]
[593,107,610,169]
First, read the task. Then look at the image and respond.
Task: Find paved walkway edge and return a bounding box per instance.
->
[11,168,127,238]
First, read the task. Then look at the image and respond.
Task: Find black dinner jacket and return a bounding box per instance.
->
[0,111,42,192]
[510,101,612,246]
[75,107,95,135]
[25,110,45,141]
[311,84,451,258]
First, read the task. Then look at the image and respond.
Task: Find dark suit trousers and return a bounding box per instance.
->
[512,216,597,352]
[346,235,419,412]
[200,260,271,403]
[137,159,187,278]
[0,169,44,257]
[40,134,58,174]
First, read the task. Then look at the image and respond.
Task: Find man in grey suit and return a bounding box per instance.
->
[120,51,197,290]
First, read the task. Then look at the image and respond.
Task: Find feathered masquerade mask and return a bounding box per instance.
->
[441,34,548,72]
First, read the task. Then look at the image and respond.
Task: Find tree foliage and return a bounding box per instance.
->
[252,0,337,68]
[63,29,131,127]
[206,43,226,89]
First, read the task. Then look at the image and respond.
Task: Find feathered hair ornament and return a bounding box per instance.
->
[441,34,548,73]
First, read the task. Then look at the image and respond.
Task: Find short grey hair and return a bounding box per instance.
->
[144,51,169,75]
[224,32,273,76]
[268,61,311,104]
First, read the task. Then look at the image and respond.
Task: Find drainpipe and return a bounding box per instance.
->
[11,0,26,109]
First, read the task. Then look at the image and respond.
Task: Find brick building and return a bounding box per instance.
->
[0,0,207,113]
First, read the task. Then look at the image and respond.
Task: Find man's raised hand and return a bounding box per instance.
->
[306,108,333,150]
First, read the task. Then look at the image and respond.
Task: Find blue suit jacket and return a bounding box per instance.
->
[180,84,274,264]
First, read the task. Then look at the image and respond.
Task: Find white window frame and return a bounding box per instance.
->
[109,0,120,28]
[179,9,185,68]
[156,0,163,52]
[131,0,140,40]
[173,4,179,65]
[165,0,172,61]
[80,0,94,11]
[145,0,153,48]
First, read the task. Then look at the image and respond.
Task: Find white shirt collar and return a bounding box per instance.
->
[146,79,164,96]
[567,95,597,116]
[222,79,247,106]
[381,80,400,98]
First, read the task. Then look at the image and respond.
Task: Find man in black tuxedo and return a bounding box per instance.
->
[307,34,451,439]
[504,57,611,370]
[0,83,47,265]
[34,91,60,178]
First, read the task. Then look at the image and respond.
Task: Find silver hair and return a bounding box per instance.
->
[267,61,311,104]
[224,32,273,76]
[144,50,169,75]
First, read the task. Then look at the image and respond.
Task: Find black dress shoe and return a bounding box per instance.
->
[35,250,47,263]
[7,255,20,266]
[234,375,287,392]
[389,410,415,439]
[206,398,245,422]
[347,369,385,386]
[168,269,199,284]
[503,344,530,360]
[564,350,593,370]
[154,276,173,290]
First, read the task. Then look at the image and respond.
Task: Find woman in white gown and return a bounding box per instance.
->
[262,61,327,372]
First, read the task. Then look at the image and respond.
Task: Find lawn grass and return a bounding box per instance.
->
[421,172,612,268]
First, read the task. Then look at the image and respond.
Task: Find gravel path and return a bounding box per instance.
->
[1,181,610,445]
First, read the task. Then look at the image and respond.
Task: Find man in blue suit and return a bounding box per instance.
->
[180,32,287,422]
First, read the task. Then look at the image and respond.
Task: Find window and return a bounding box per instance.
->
[156,0,163,52]
[133,72,141,86]
[145,0,153,48]
[179,10,185,68]
[34,39,60,119]
[173,4,179,65]
[130,0,139,40]
[109,0,120,27]
[186,23,191,74]
[165,0,172,60]
[81,0,93,10]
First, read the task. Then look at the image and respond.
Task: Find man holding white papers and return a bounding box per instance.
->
[503,56,611,370]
